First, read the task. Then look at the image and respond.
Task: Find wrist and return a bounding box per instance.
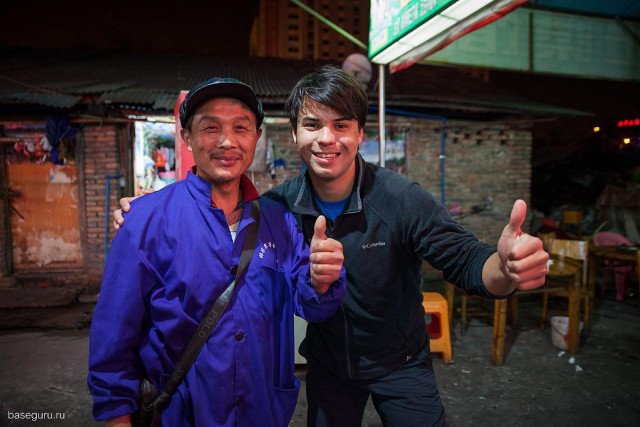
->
[311,280,330,295]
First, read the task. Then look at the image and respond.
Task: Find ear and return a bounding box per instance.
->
[357,127,364,147]
[180,128,193,152]
[291,129,297,144]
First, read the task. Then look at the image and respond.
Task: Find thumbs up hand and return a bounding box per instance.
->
[496,200,549,291]
[309,216,344,295]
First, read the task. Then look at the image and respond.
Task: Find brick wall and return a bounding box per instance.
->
[0,123,124,287]
[250,126,306,194]
[408,120,533,244]
[251,116,533,246]
[0,147,10,278]
[0,182,7,278]
[82,124,123,285]
[73,117,531,286]
[255,0,369,62]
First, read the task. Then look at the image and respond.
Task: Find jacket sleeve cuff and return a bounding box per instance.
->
[91,393,138,422]
[296,267,346,322]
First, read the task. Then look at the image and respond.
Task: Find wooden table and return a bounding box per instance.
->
[492,255,582,366]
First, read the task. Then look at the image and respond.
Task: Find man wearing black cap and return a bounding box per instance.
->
[88,77,347,427]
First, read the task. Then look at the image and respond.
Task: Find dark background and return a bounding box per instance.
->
[2,0,639,226]
[0,0,260,55]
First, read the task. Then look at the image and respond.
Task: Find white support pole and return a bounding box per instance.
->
[378,64,386,168]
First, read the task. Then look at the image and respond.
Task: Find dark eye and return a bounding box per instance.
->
[202,124,219,132]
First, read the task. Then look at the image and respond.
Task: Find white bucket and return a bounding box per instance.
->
[550,316,584,350]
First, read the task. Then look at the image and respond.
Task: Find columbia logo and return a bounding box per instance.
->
[362,241,386,250]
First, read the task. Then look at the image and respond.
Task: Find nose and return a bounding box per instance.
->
[218,129,237,149]
[316,126,335,145]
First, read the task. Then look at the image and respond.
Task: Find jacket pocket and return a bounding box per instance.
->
[259,265,290,320]
[271,383,300,427]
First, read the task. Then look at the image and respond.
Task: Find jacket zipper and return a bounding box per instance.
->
[328,216,354,380]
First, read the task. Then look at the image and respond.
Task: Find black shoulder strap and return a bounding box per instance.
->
[153,200,260,412]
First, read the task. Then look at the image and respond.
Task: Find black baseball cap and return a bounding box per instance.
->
[179,77,264,128]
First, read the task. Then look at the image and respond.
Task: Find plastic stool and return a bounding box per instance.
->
[422,292,453,364]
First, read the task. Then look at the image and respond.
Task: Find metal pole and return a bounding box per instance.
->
[439,122,447,206]
[288,0,378,164]
[378,64,386,168]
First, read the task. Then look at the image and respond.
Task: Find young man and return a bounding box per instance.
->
[89,77,346,427]
[115,67,549,426]
[265,66,549,426]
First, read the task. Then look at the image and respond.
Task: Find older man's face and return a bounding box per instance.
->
[181,98,261,186]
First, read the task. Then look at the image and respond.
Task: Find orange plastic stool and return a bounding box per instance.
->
[422,292,453,364]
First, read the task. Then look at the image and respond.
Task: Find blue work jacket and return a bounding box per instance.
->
[88,172,346,426]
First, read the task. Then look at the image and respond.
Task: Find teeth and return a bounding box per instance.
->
[316,153,337,159]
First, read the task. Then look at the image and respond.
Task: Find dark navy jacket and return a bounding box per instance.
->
[264,154,497,380]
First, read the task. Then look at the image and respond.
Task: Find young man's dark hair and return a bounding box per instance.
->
[285,65,369,130]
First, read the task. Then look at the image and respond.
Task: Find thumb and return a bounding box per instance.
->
[507,199,527,237]
[313,215,328,241]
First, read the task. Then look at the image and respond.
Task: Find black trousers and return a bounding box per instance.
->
[305,347,446,427]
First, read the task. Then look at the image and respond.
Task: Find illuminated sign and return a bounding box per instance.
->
[368,0,527,71]
[369,0,457,59]
[618,118,640,127]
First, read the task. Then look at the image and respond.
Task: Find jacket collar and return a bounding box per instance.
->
[292,153,365,217]
[238,174,261,202]
[185,170,260,231]
[186,167,260,205]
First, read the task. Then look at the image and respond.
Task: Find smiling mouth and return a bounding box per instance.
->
[314,153,339,159]
[211,153,241,161]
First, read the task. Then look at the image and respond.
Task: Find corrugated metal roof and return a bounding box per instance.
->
[7,92,82,109]
[0,49,594,119]
[65,81,138,94]
[0,50,321,111]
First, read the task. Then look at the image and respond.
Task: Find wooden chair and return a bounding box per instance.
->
[439,281,481,336]
[538,231,557,251]
[541,238,592,333]
[456,231,551,335]
[560,210,583,239]
[459,290,493,335]
[493,238,591,356]
[498,230,557,330]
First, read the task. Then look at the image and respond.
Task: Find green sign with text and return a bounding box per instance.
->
[368,0,458,58]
